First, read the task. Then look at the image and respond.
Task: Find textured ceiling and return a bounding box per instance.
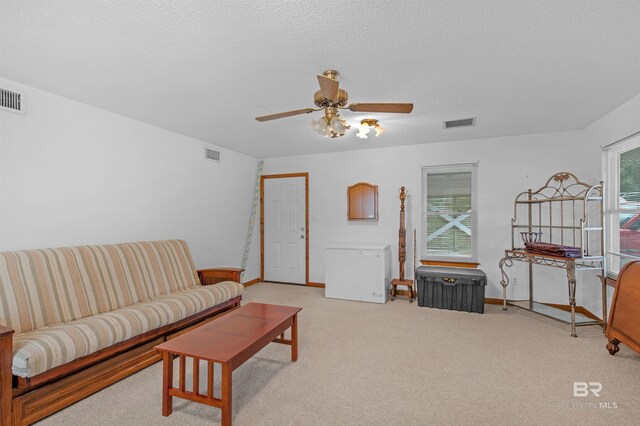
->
[2,1,640,158]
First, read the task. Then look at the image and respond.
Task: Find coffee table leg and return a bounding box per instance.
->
[291,313,298,362]
[162,351,173,416]
[221,362,232,426]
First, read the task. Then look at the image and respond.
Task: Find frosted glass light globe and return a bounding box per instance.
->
[356,124,370,139]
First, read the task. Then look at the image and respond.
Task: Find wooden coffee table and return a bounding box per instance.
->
[155,302,302,425]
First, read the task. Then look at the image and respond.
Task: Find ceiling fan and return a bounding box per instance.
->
[255,70,413,138]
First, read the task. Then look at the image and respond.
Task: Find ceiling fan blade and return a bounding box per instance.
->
[255,108,316,122]
[317,74,339,102]
[348,103,414,113]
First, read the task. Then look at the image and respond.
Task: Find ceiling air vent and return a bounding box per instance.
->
[443,117,475,129]
[204,147,221,163]
[0,88,25,114]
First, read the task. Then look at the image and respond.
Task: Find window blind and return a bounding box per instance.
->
[604,133,640,276]
[422,164,477,261]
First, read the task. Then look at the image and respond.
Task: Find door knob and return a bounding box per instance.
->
[301,227,305,231]
[300,235,305,239]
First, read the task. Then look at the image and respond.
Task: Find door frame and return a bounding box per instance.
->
[260,172,309,285]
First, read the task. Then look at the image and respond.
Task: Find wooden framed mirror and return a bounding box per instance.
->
[347,182,378,220]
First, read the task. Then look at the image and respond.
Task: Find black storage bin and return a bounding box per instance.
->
[416,266,487,313]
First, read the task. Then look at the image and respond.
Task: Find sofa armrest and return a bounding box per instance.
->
[198,267,244,286]
[0,325,14,426]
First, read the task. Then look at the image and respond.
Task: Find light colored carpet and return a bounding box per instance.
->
[39,283,640,426]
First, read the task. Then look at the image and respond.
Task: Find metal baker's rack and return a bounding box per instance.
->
[498,172,606,337]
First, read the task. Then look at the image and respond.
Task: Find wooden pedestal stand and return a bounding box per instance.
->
[390,186,415,302]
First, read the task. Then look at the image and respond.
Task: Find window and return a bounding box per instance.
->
[422,164,477,262]
[603,133,640,277]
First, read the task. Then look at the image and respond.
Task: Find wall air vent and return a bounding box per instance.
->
[0,88,25,114]
[443,117,475,129]
[205,147,221,162]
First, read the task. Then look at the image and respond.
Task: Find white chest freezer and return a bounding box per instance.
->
[324,243,391,303]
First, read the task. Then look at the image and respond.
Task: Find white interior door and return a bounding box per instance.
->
[264,176,306,284]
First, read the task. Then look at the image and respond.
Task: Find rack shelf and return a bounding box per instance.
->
[498,172,606,337]
[506,301,600,326]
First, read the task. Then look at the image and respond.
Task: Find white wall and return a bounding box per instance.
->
[254,130,609,307]
[582,92,640,155]
[2,76,638,311]
[0,78,259,274]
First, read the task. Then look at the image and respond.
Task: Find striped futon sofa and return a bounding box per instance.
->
[0,240,243,426]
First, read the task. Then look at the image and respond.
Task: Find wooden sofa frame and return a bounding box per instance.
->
[0,267,244,426]
[605,260,640,356]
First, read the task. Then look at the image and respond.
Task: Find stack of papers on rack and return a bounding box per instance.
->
[524,242,582,258]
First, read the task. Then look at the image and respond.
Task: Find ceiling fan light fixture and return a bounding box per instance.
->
[311,117,327,135]
[256,70,412,140]
[358,119,384,139]
[311,114,350,138]
[329,115,350,134]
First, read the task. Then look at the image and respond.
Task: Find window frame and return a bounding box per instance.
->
[421,163,478,263]
[603,131,640,278]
